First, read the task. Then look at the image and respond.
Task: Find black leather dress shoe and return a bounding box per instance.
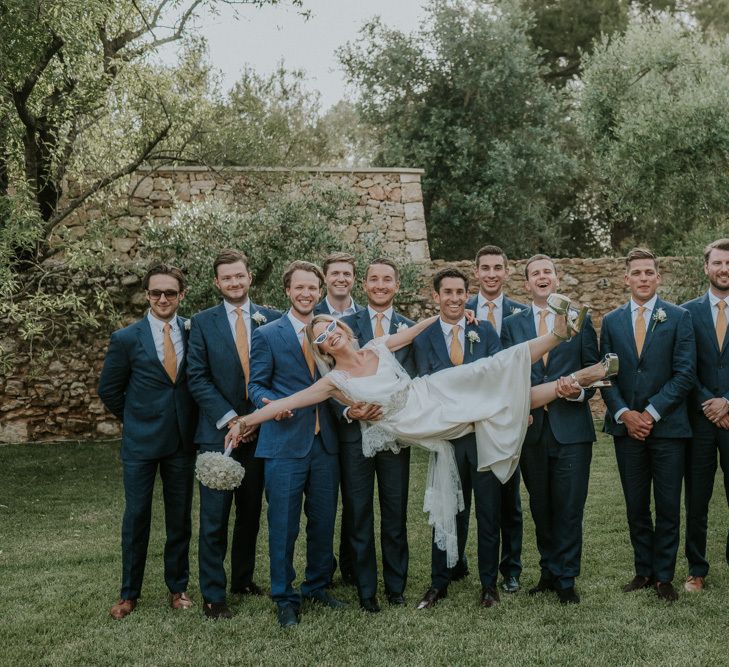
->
[622,575,654,593]
[528,577,555,596]
[501,576,520,594]
[277,604,299,628]
[232,582,264,596]
[360,597,381,613]
[203,602,233,620]
[416,587,447,610]
[387,593,406,606]
[480,587,500,608]
[655,581,678,602]
[556,586,580,605]
[303,589,348,609]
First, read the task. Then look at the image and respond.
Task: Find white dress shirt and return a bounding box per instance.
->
[147,311,183,370]
[476,292,505,335]
[708,290,728,327]
[368,305,394,337]
[440,317,466,356]
[326,297,358,319]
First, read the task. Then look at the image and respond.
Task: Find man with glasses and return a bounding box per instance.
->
[187,249,281,620]
[98,263,197,620]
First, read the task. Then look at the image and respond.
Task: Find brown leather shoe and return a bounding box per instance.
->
[684,575,705,593]
[170,591,193,610]
[110,599,137,620]
[416,587,447,610]
[622,575,654,593]
[655,581,678,602]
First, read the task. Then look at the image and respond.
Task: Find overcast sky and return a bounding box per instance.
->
[157,0,427,110]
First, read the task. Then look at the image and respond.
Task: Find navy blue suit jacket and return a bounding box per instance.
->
[466,294,528,332]
[248,315,338,458]
[501,306,600,445]
[600,298,696,438]
[98,315,196,460]
[682,292,729,412]
[334,308,416,443]
[186,302,282,446]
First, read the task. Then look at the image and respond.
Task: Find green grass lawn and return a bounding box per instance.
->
[2,434,729,667]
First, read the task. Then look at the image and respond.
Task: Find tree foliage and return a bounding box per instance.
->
[576,12,729,253]
[339,0,579,260]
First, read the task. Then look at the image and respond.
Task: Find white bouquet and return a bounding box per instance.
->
[195,445,245,491]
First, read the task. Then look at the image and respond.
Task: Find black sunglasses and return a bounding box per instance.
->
[147,289,180,300]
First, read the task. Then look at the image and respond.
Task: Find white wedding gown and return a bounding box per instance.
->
[328,337,533,566]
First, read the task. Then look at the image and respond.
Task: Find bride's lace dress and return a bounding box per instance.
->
[327,337,533,566]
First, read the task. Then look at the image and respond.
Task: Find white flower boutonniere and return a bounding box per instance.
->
[511,306,523,315]
[396,321,409,333]
[466,330,480,353]
[184,319,191,331]
[252,312,267,325]
[651,307,667,331]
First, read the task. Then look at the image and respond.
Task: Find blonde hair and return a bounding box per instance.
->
[305,314,356,371]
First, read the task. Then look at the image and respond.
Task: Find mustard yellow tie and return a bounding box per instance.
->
[450,324,463,366]
[635,306,647,357]
[163,323,177,382]
[234,307,250,398]
[486,301,497,329]
[302,338,320,434]
[717,300,727,349]
[374,312,385,338]
[538,309,549,366]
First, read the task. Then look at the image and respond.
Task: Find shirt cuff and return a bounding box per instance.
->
[217,410,238,430]
[646,404,661,422]
[615,408,628,424]
[566,388,586,403]
[342,407,353,424]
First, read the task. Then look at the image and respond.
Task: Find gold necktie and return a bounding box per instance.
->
[717,300,727,349]
[538,309,549,366]
[450,324,464,366]
[374,312,385,338]
[302,338,320,434]
[486,301,497,329]
[163,323,177,382]
[235,307,250,398]
[635,306,647,357]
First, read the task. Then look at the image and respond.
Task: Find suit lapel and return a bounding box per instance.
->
[619,302,639,361]
[176,315,188,380]
[358,309,375,344]
[639,298,663,359]
[428,321,452,368]
[697,294,720,355]
[213,302,239,360]
[137,318,170,383]
[276,316,311,376]
[464,323,479,364]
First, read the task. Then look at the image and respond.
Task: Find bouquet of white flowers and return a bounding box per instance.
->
[195,445,245,491]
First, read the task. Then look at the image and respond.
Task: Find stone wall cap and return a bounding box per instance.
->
[136,165,426,175]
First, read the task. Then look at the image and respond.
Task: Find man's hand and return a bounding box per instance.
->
[262,397,293,421]
[348,402,383,422]
[716,414,729,430]
[241,422,259,443]
[702,397,729,423]
[621,410,653,441]
[555,376,581,399]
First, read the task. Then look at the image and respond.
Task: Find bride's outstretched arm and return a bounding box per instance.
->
[386,315,440,351]
[225,377,336,448]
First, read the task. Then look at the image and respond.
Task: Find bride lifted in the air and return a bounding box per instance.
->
[226,297,617,565]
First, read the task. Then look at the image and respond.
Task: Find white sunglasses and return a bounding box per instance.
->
[313,320,338,345]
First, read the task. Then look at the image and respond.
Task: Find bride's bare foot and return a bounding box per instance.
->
[570,354,619,388]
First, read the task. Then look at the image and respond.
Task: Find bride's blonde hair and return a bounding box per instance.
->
[305,314,356,371]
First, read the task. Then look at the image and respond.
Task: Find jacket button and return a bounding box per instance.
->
[637,370,642,374]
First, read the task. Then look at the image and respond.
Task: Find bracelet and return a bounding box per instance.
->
[552,330,569,342]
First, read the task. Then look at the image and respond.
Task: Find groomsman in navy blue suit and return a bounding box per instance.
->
[601,248,696,602]
[340,258,414,612]
[466,244,527,594]
[501,254,599,604]
[681,238,729,593]
[414,267,503,609]
[314,251,362,585]
[187,249,281,619]
[249,260,344,628]
[98,264,197,620]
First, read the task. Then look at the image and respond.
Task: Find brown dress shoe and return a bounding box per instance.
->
[655,581,678,602]
[622,575,654,593]
[416,587,447,610]
[684,575,705,593]
[170,592,193,609]
[110,599,137,620]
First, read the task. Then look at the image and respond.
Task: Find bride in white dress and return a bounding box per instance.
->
[227,310,613,565]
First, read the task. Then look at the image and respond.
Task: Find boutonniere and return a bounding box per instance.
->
[466,330,480,353]
[252,312,267,325]
[651,308,667,331]
[184,319,191,331]
[396,321,409,333]
[511,306,523,315]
